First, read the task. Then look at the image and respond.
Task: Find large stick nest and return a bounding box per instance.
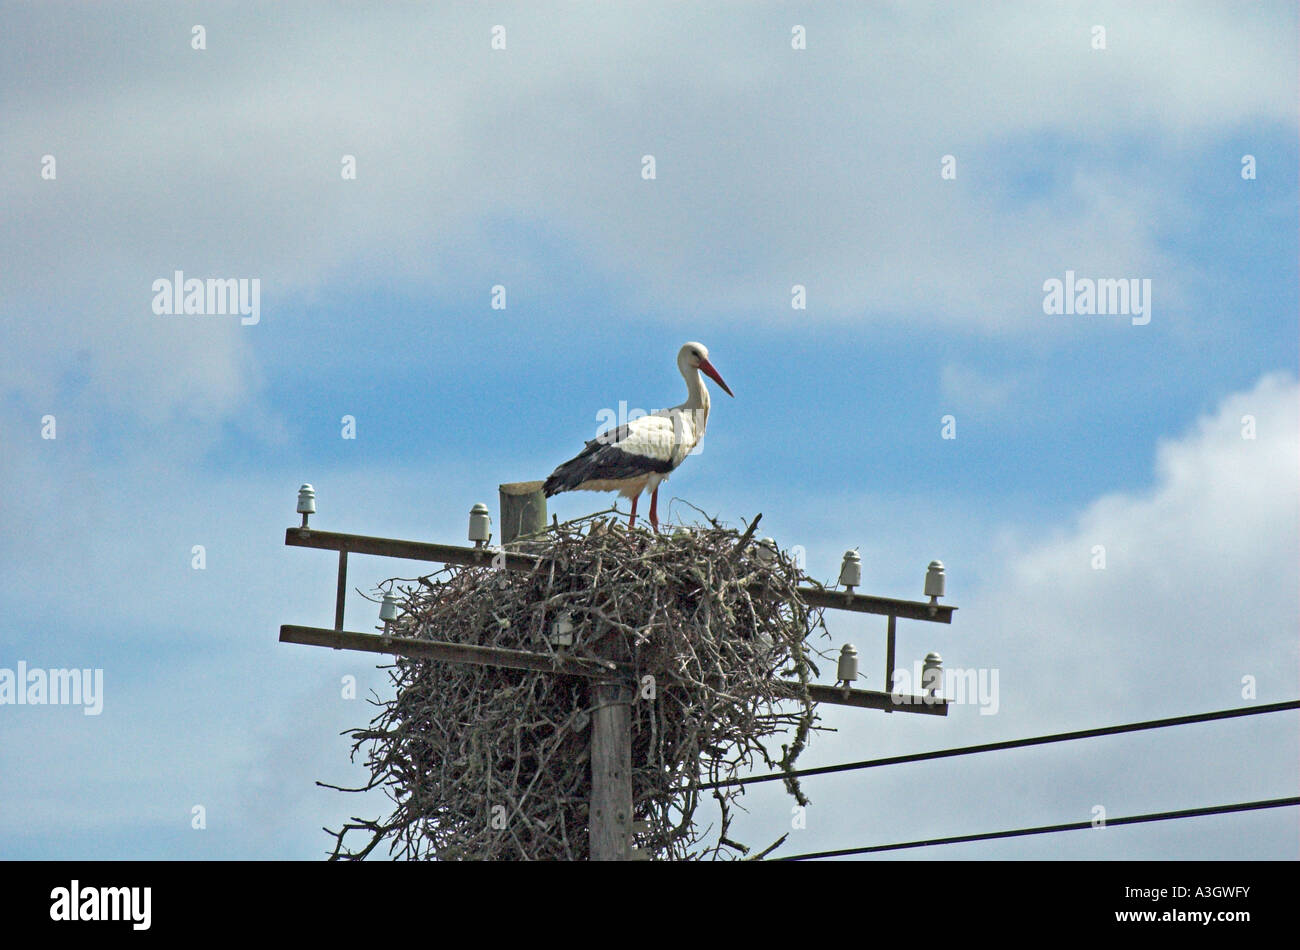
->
[324,510,831,860]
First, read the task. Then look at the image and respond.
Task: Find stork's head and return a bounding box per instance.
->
[679,341,734,397]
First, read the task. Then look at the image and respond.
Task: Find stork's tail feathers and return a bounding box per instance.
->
[543,467,578,497]
[544,431,620,496]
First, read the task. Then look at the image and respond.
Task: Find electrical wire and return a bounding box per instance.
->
[697,699,1300,791]
[772,796,1300,860]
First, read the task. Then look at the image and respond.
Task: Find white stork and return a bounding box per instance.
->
[543,341,734,531]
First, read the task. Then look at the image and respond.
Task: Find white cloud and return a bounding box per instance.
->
[725,372,1299,857]
[994,372,1299,712]
[2,2,1294,421]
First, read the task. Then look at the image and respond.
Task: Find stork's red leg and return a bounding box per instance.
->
[649,486,660,532]
[628,493,638,529]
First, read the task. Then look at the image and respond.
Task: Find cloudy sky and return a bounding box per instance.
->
[1,1,1296,860]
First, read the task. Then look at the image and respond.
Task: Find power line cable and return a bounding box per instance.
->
[774,796,1300,860]
[698,699,1300,791]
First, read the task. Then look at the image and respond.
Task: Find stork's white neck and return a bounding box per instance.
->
[675,363,711,443]
[679,364,710,412]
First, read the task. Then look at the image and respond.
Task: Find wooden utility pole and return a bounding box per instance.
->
[499,480,547,544]
[500,481,634,859]
[503,479,635,859]
[589,681,634,860]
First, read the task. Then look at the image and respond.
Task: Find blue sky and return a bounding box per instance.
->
[1,1,1297,860]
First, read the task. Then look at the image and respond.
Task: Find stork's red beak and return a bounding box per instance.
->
[699,359,734,397]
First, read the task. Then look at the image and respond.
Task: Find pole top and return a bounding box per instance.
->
[500,480,545,496]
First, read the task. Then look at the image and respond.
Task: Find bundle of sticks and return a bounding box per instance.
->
[324,511,830,861]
